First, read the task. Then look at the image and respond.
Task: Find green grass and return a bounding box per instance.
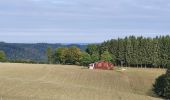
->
[0,63,165,100]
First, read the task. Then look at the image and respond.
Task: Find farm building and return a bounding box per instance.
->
[89,61,114,70]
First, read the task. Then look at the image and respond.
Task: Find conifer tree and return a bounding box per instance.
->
[151,38,160,68]
[137,36,143,67]
[117,38,125,66]
[124,37,132,67]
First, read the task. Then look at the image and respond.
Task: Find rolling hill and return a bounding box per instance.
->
[0,42,87,62]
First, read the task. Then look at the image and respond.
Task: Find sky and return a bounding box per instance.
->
[0,0,170,43]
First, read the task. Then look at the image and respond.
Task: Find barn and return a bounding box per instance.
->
[89,61,114,70]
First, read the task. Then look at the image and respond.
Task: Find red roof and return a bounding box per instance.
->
[91,61,114,70]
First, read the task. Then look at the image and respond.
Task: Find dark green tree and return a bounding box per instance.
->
[86,44,99,55]
[117,38,125,66]
[131,36,139,67]
[153,74,170,99]
[144,38,153,67]
[151,38,160,68]
[124,37,132,67]
[141,38,148,67]
[159,36,169,68]
[153,62,170,99]
[137,36,143,67]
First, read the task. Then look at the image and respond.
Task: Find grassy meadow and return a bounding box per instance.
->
[0,63,165,100]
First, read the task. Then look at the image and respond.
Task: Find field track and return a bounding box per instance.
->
[0,63,165,100]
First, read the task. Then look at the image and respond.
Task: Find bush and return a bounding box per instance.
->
[153,61,170,99]
[80,52,92,66]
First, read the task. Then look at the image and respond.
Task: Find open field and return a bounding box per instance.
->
[0,63,165,100]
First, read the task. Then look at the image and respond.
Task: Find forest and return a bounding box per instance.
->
[99,35,170,68]
[47,35,170,68]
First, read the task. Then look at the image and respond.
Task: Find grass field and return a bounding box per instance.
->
[0,63,165,100]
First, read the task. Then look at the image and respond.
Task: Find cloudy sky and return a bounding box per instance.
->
[0,0,169,43]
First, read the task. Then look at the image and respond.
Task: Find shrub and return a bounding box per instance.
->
[153,61,170,99]
[80,52,92,66]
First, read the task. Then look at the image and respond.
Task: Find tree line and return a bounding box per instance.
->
[99,35,170,68]
[1,35,170,68]
[46,46,112,66]
[47,35,170,68]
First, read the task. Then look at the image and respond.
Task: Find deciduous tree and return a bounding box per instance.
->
[101,51,112,62]
[0,50,6,62]
[80,52,92,66]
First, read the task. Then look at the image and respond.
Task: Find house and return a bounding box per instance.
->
[89,61,114,70]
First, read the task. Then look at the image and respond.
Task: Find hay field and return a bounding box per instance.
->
[0,63,165,100]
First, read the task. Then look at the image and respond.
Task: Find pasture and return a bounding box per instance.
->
[0,63,165,100]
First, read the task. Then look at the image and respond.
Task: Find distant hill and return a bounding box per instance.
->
[0,42,87,61]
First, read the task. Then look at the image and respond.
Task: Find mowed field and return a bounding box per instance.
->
[0,63,165,100]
